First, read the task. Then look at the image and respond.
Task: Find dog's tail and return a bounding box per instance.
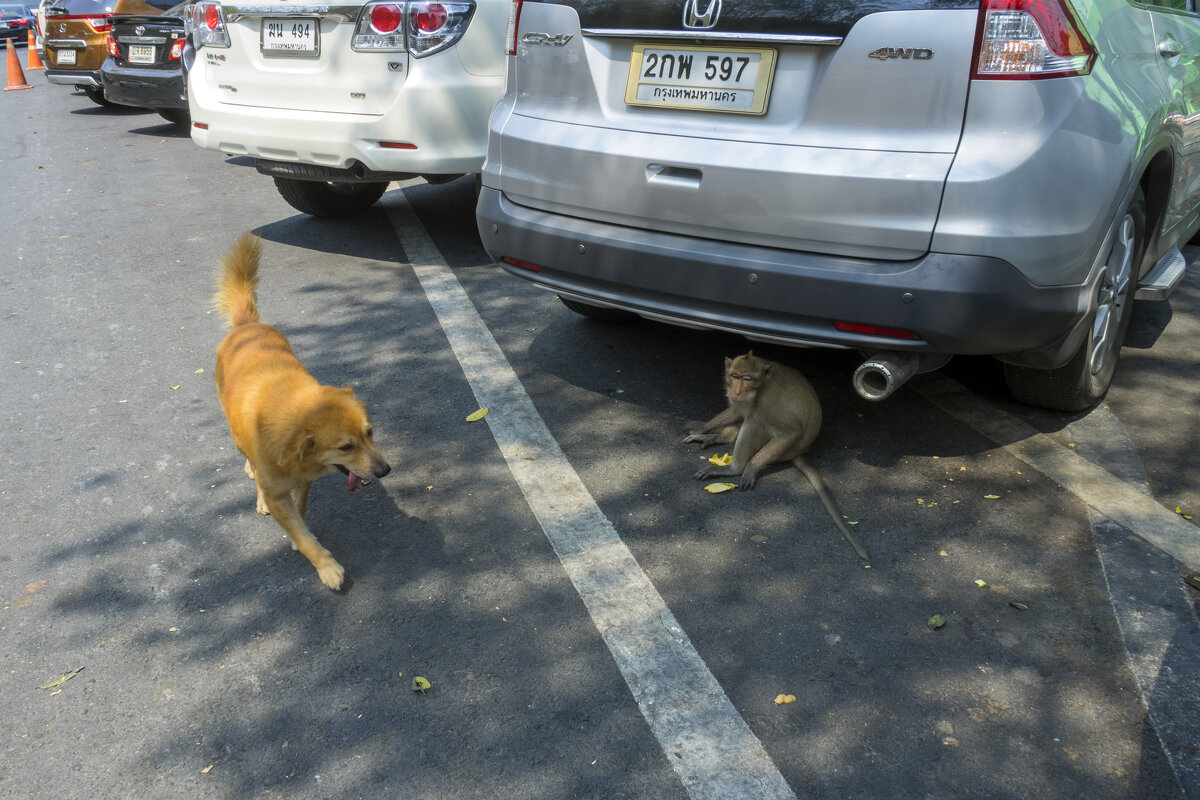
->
[213,232,262,328]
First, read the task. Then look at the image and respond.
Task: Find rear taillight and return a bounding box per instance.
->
[186,1,229,48]
[169,36,184,60]
[105,32,117,57]
[973,0,1095,79]
[353,0,474,56]
[505,0,521,55]
[87,15,110,32]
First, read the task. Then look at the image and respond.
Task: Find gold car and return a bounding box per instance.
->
[43,0,170,104]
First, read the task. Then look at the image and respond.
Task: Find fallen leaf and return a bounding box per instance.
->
[774,694,797,705]
[707,452,733,466]
[38,667,84,690]
[1008,601,1029,611]
[1176,507,1193,521]
[974,579,988,588]
[194,368,204,374]
[411,676,431,694]
[170,385,181,391]
[927,614,946,630]
[465,407,488,422]
[201,765,213,775]
[704,483,737,493]
[984,494,1000,499]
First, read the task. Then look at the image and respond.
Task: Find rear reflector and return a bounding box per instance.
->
[379,141,417,149]
[193,121,209,129]
[501,256,542,273]
[834,321,921,340]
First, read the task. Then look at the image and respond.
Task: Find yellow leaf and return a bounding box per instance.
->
[774,694,797,705]
[984,494,1000,499]
[201,765,214,774]
[704,483,737,494]
[38,667,84,690]
[194,368,204,374]
[465,407,488,422]
[411,676,431,693]
[170,385,181,391]
[707,452,733,466]
[974,579,988,588]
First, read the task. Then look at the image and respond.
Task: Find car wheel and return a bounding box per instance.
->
[559,297,639,322]
[156,107,190,127]
[272,178,389,218]
[1004,187,1144,412]
[83,85,112,106]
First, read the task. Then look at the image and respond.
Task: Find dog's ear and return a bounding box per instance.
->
[281,430,316,467]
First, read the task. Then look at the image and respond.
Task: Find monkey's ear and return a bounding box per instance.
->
[724,356,733,370]
[746,350,754,358]
[763,362,774,379]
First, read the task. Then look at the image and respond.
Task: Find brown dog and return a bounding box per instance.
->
[213,232,391,590]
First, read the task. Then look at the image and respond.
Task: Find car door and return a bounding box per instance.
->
[1144,0,1200,236]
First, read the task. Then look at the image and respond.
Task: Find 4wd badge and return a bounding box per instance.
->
[869,47,933,61]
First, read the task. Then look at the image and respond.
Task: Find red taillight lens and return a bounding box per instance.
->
[105,33,117,57]
[369,3,402,33]
[834,321,921,341]
[505,0,522,55]
[411,2,446,33]
[169,37,184,59]
[204,3,220,30]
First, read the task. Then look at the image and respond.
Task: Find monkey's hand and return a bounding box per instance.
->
[738,470,759,491]
[693,464,737,481]
[685,432,725,448]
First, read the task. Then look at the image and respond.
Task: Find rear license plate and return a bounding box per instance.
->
[261,17,317,55]
[55,47,76,65]
[128,44,154,64]
[625,43,776,115]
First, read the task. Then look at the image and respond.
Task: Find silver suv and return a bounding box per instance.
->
[477,0,1200,411]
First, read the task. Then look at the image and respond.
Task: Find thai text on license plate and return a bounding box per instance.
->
[261,18,317,54]
[625,44,776,115]
[55,47,76,65]
[128,44,154,64]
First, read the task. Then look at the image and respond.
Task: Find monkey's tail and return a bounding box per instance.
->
[213,232,263,329]
[794,455,871,562]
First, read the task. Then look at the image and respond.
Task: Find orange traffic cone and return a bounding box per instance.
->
[5,39,32,91]
[26,29,44,70]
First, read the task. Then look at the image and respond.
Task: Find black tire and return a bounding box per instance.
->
[1004,187,1145,412]
[156,107,190,127]
[272,178,388,218]
[83,85,112,106]
[559,296,639,322]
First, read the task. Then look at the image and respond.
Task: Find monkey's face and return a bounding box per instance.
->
[725,353,772,405]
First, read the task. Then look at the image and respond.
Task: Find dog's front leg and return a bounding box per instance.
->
[245,459,270,516]
[294,481,312,520]
[263,492,345,591]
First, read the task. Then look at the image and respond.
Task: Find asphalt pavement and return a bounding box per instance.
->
[2,71,1200,799]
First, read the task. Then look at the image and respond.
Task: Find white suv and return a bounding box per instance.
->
[186,0,507,216]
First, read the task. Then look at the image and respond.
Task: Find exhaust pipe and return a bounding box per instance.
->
[853,352,921,401]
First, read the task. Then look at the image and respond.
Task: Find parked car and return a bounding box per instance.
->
[185,0,508,216]
[43,0,173,105]
[0,4,34,43]
[478,0,1200,412]
[100,0,190,125]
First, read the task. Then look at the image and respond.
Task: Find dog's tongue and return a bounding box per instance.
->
[346,471,364,492]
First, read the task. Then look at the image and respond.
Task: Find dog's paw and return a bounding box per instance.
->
[256,496,270,515]
[316,558,345,591]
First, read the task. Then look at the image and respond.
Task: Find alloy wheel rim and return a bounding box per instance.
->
[1089,213,1135,376]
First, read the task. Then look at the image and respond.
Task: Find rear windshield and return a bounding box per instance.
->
[0,4,30,14]
[532,0,979,38]
[46,0,114,14]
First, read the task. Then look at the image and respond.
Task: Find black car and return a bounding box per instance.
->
[0,3,34,43]
[99,0,189,124]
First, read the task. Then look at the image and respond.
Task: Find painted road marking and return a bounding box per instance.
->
[913,373,1200,796]
[386,189,797,800]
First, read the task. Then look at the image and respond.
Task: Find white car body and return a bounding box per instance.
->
[186,0,507,214]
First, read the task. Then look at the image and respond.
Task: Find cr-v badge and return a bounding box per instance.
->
[522,32,572,46]
[682,0,720,30]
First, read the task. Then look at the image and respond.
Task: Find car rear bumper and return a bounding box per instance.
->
[45,68,100,87]
[100,63,185,108]
[189,71,502,176]
[477,187,1092,361]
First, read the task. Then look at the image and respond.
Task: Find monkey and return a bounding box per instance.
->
[685,351,871,562]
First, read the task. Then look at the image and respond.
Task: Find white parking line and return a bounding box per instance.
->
[385,189,797,800]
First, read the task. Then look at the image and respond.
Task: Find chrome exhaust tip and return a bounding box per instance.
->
[852,352,921,401]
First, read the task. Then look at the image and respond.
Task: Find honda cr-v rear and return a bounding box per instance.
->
[478,0,1200,410]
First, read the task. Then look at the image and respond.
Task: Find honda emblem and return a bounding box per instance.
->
[682,0,720,29]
